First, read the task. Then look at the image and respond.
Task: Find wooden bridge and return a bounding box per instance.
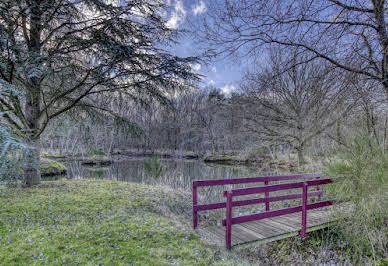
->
[192,173,338,249]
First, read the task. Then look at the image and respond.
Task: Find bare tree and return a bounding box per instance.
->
[239,52,356,164]
[0,0,198,186]
[196,0,388,100]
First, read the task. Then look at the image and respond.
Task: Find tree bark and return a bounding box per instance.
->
[22,0,43,186]
[22,137,41,187]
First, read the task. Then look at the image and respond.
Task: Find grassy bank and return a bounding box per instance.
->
[0,180,240,265]
[1,166,386,264]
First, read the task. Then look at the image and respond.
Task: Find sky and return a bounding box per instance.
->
[165,0,244,95]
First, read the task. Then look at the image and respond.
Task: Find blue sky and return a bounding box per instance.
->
[165,0,244,95]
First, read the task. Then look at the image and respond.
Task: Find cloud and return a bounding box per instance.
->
[208,79,215,85]
[211,66,217,72]
[192,0,207,15]
[166,0,186,29]
[220,85,236,96]
[191,63,201,71]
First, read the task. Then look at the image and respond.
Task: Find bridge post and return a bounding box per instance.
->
[192,182,198,229]
[300,182,308,238]
[316,176,321,200]
[264,180,270,211]
[225,190,233,249]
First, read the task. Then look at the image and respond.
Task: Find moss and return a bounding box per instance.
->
[40,158,67,176]
[0,180,241,265]
[41,152,68,159]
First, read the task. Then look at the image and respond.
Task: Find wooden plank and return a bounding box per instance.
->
[201,210,339,248]
[271,214,301,228]
[280,212,327,228]
[232,221,338,249]
[239,224,266,239]
[233,224,263,241]
[243,220,286,237]
[250,219,291,234]
[200,204,344,248]
[244,219,286,234]
[266,217,300,231]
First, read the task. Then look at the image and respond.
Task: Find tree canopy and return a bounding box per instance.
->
[0,0,199,186]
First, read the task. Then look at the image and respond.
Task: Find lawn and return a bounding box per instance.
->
[0,180,239,265]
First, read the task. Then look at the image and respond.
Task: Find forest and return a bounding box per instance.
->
[0,0,387,265]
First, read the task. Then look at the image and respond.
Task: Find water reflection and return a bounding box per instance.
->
[59,156,295,223]
[64,156,283,197]
[67,157,276,182]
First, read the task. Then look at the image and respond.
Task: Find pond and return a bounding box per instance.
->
[61,156,285,195]
[58,156,294,222]
[65,157,284,187]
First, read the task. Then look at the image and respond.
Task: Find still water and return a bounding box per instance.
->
[63,156,283,191]
[61,156,289,215]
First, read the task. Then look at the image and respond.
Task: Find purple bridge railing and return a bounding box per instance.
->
[192,173,333,249]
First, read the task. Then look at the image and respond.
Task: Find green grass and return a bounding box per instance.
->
[0,180,239,265]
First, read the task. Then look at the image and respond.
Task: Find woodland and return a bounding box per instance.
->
[0,0,387,265]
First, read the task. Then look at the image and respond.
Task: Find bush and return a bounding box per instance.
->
[0,126,27,190]
[325,136,388,259]
[0,84,28,190]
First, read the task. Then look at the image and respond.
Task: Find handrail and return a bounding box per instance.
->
[193,173,321,187]
[192,173,322,229]
[223,180,332,249]
[223,178,331,197]
[195,191,322,211]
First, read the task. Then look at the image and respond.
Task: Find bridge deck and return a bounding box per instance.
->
[201,207,337,247]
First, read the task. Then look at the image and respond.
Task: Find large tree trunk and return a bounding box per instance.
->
[22,137,41,187]
[22,0,42,187]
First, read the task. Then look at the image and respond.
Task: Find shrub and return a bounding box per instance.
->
[325,136,388,259]
[0,83,28,190]
[0,126,27,190]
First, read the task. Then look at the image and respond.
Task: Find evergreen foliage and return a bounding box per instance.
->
[0,0,199,185]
